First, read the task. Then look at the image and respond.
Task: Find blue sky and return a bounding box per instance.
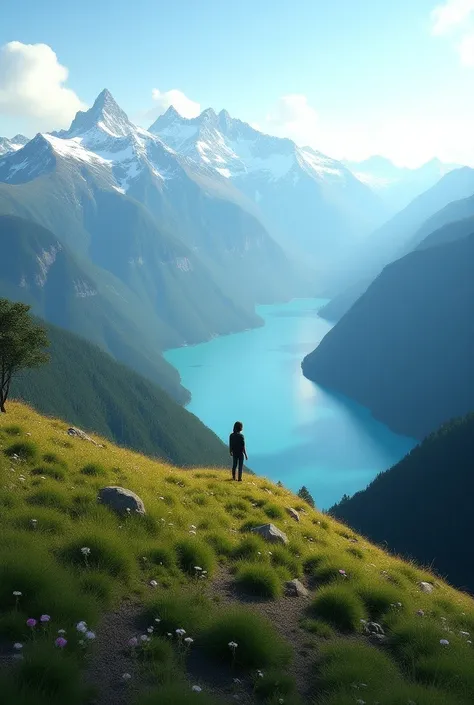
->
[1,0,474,166]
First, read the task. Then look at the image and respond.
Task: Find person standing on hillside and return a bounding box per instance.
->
[229,421,248,482]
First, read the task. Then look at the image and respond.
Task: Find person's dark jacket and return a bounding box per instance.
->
[229,431,245,456]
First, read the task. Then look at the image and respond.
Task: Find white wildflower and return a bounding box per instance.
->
[149,580,158,588]
[122,673,132,681]
[440,639,450,646]
[76,621,88,633]
[80,547,91,555]
[85,631,96,640]
[12,591,22,597]
[184,637,194,644]
[191,685,202,692]
[13,643,23,650]
[176,628,186,636]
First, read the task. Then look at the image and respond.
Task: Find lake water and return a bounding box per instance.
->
[165,298,416,509]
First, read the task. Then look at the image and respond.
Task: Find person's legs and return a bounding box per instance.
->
[232,454,238,480]
[238,454,243,481]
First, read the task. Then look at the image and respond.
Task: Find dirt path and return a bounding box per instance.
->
[85,598,142,705]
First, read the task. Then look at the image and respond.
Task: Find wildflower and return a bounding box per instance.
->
[417,609,425,617]
[55,637,67,648]
[467,640,472,644]
[31,519,37,528]
[192,685,202,692]
[338,569,346,576]
[189,530,197,535]
[13,643,23,650]
[13,591,22,597]
[190,525,197,529]
[126,508,131,514]
[140,635,150,642]
[257,670,264,678]
[154,618,161,624]
[129,637,138,647]
[184,637,194,645]
[147,627,154,634]
[40,614,51,623]
[228,641,238,649]
[176,628,186,636]
[122,673,132,681]
[233,678,242,684]
[440,639,450,646]
[460,631,470,637]
[26,618,37,628]
[80,547,91,555]
[159,496,165,500]
[58,629,66,635]
[167,632,172,637]
[85,631,96,640]
[279,700,284,705]
[194,566,203,572]
[149,580,158,588]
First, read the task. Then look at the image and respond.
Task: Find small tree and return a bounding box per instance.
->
[0,299,49,413]
[297,485,315,508]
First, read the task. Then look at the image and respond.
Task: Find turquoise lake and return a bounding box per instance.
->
[165,298,416,509]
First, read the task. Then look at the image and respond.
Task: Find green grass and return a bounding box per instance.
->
[2,403,474,705]
[235,561,282,598]
[203,607,292,668]
[311,584,367,632]
[80,462,107,477]
[5,440,38,461]
[175,537,216,576]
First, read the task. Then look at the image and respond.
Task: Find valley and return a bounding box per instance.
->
[165,298,415,508]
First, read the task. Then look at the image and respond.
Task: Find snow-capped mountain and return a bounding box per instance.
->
[0,90,306,351]
[0,134,28,157]
[344,155,462,213]
[150,107,389,272]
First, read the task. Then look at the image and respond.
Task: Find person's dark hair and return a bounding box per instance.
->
[233,421,243,433]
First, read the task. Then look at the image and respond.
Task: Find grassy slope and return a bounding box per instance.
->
[1,403,474,705]
[10,321,230,468]
[330,413,474,594]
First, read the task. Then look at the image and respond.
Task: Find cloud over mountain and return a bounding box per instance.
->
[0,42,85,130]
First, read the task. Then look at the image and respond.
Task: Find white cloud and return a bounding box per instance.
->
[266,94,319,144]
[431,0,474,35]
[458,30,474,63]
[0,41,85,130]
[150,88,201,119]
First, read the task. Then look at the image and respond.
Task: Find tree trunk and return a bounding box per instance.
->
[0,403,6,413]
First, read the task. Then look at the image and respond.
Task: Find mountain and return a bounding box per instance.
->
[330,413,474,593]
[344,155,461,213]
[0,129,263,364]
[150,106,388,279]
[319,165,474,321]
[3,403,474,705]
[52,89,305,308]
[302,228,474,439]
[0,133,28,157]
[0,214,191,401]
[10,316,231,467]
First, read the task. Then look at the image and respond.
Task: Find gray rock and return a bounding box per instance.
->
[98,486,146,516]
[363,621,385,637]
[285,579,309,597]
[419,581,434,594]
[251,523,288,545]
[68,427,98,445]
[286,507,300,522]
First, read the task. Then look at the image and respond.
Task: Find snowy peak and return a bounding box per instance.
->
[0,134,56,184]
[62,89,134,142]
[150,104,352,185]
[0,134,29,157]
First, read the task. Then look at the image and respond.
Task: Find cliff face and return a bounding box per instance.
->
[302,231,474,440]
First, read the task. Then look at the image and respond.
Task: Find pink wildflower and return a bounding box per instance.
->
[26,618,37,628]
[55,637,67,648]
